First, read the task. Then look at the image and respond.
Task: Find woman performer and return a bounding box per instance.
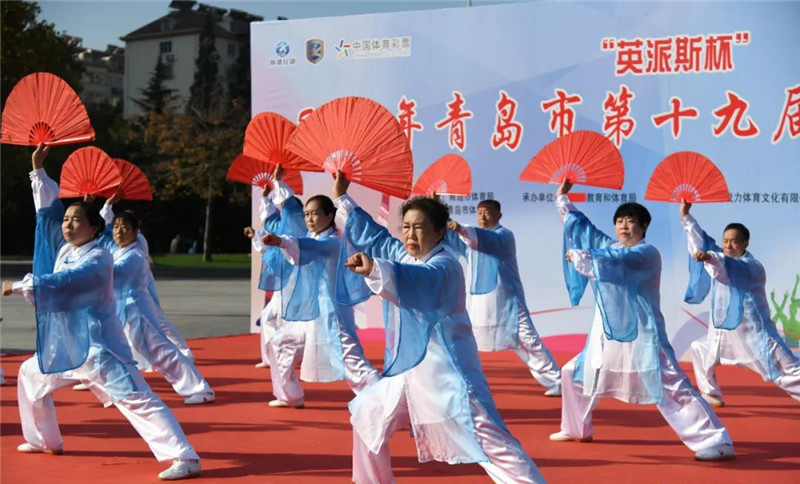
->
[549,179,733,461]
[336,173,547,484]
[257,172,379,408]
[1,144,201,479]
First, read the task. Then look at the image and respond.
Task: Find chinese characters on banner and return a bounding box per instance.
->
[602,31,751,75]
[297,31,798,152]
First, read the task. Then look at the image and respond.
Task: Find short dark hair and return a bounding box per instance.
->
[401,196,450,231]
[306,195,334,216]
[613,202,651,234]
[478,199,501,212]
[67,201,105,239]
[112,210,141,231]
[306,195,336,230]
[724,223,750,242]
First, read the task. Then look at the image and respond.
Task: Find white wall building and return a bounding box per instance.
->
[121,1,262,117]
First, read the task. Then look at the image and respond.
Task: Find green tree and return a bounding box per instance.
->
[134,56,177,115]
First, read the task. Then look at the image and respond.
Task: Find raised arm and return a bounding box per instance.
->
[333,172,406,261]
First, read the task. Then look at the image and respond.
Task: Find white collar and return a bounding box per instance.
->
[65,239,99,261]
[311,226,336,239]
[415,243,445,263]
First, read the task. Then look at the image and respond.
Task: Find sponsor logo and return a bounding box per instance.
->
[275,40,290,57]
[335,40,351,58]
[336,36,411,60]
[306,38,324,64]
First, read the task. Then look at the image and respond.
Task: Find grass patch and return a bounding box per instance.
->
[151,253,251,268]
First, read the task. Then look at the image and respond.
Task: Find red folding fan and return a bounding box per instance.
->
[285,96,414,199]
[411,154,472,197]
[1,72,95,146]
[243,112,320,172]
[519,131,624,189]
[102,159,153,201]
[226,153,304,195]
[59,147,122,198]
[645,151,730,203]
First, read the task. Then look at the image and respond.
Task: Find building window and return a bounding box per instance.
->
[227,43,237,57]
[159,41,172,54]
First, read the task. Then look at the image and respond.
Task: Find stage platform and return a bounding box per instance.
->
[2,333,798,483]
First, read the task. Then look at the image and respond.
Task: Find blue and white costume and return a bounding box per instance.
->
[336,194,546,484]
[446,225,561,391]
[682,214,800,402]
[94,206,214,402]
[102,205,196,363]
[264,182,379,405]
[249,183,307,366]
[11,168,198,461]
[555,195,730,452]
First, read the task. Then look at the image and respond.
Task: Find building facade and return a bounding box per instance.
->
[121,1,262,117]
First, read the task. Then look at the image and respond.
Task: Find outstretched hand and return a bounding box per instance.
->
[333,171,350,199]
[32,143,50,170]
[2,281,14,297]
[556,178,573,197]
[107,192,121,205]
[243,227,255,239]
[693,250,712,262]
[261,233,282,247]
[273,163,284,181]
[680,199,692,218]
[447,220,461,232]
[344,252,374,276]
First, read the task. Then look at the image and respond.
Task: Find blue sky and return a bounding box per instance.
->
[38,1,522,50]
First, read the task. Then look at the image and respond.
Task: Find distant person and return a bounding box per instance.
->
[681,200,800,405]
[445,198,562,396]
[169,234,181,255]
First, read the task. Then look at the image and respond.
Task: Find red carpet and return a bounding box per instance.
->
[2,334,799,483]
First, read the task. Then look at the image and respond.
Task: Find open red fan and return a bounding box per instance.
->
[645,151,730,203]
[227,153,304,195]
[243,112,320,172]
[59,147,122,198]
[101,159,153,201]
[1,72,95,146]
[285,96,414,199]
[519,131,624,189]
[411,154,472,197]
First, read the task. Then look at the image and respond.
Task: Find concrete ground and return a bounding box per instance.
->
[0,260,251,353]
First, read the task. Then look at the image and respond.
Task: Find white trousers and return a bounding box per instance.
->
[559,351,731,452]
[126,319,212,398]
[514,308,561,389]
[352,396,547,484]
[17,356,198,462]
[691,335,800,402]
[156,312,195,361]
[267,323,379,404]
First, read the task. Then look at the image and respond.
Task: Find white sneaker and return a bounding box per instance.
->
[701,393,725,407]
[17,442,63,455]
[695,444,735,461]
[72,383,90,391]
[254,361,270,368]
[544,384,562,397]
[183,392,215,405]
[549,431,593,442]
[158,458,201,480]
[268,399,304,408]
